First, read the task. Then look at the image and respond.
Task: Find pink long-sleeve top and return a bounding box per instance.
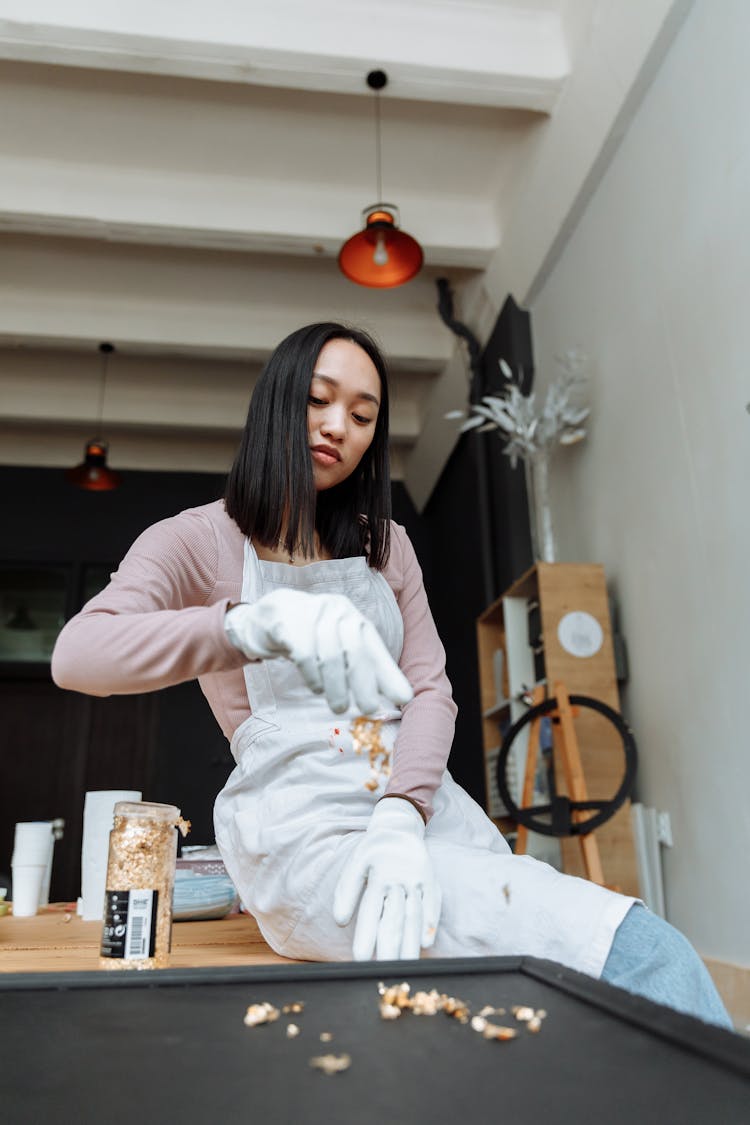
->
[51,500,456,820]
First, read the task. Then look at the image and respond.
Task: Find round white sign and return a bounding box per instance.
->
[557,611,603,658]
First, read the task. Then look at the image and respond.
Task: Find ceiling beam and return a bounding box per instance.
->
[0,206,495,271]
[0,348,427,447]
[0,1,569,110]
[0,234,458,363]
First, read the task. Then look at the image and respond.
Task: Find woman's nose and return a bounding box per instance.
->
[320,406,346,438]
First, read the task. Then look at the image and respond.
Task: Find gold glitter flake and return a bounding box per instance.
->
[482,1023,518,1042]
[377,982,546,1038]
[442,996,471,1023]
[377,982,470,1023]
[378,981,411,1018]
[471,1014,517,1041]
[510,1005,547,1032]
[380,1004,402,1020]
[351,716,391,791]
[410,990,444,1016]
[512,1005,536,1022]
[243,1002,281,1027]
[309,1053,351,1076]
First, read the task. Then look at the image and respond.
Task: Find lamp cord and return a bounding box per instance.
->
[374,89,383,202]
[95,347,110,440]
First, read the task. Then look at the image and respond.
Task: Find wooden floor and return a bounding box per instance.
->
[0,905,296,973]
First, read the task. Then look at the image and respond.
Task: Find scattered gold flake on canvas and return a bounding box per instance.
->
[376,982,548,1039]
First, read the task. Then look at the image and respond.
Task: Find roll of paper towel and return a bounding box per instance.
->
[79,790,141,921]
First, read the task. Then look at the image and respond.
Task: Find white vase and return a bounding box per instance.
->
[524,452,556,563]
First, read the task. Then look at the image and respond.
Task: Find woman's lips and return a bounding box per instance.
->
[311,448,340,466]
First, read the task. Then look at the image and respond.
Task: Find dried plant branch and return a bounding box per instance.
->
[448,350,590,469]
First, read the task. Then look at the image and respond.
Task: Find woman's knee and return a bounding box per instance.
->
[602,904,732,1029]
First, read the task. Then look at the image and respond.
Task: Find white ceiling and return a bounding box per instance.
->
[0,1,691,507]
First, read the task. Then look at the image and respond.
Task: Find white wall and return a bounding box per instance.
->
[528,0,750,964]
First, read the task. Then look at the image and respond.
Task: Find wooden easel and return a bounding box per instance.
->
[514,681,605,885]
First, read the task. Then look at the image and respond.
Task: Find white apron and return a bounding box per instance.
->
[213,543,635,977]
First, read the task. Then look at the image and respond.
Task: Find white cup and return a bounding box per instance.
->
[11,863,47,917]
[11,822,56,916]
[80,790,142,920]
[12,822,54,867]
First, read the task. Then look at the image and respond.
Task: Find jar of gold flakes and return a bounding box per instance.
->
[99,801,189,971]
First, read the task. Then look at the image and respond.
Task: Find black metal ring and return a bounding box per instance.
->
[496,695,637,837]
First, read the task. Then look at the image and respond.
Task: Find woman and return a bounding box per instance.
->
[52,322,730,1026]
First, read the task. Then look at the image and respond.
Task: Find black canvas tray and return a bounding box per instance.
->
[1,956,747,1124]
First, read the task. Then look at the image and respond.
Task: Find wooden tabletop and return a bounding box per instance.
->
[0,905,295,973]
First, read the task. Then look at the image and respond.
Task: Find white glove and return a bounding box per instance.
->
[333,797,441,960]
[224,589,413,715]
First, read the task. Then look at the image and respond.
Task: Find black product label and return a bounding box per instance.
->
[101,889,158,960]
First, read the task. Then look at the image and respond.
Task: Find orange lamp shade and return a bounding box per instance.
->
[66,440,122,491]
[338,205,423,288]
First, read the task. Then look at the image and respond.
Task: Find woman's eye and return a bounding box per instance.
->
[353,414,373,425]
[308,396,326,406]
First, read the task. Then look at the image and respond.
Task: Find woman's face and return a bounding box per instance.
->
[307,338,381,491]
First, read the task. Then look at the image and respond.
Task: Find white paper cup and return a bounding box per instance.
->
[80,790,141,920]
[12,822,54,866]
[11,863,47,917]
[40,842,54,907]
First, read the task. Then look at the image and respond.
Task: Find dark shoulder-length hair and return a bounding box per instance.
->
[225,322,392,569]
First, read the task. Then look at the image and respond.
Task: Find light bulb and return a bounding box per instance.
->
[373,231,389,266]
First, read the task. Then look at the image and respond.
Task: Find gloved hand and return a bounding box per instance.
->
[224,589,413,715]
[332,797,441,960]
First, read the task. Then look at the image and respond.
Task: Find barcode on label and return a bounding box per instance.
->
[125,890,155,959]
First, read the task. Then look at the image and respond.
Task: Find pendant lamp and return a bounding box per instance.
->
[338,71,423,288]
[66,342,122,491]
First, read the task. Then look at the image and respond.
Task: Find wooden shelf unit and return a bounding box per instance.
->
[476,562,641,896]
